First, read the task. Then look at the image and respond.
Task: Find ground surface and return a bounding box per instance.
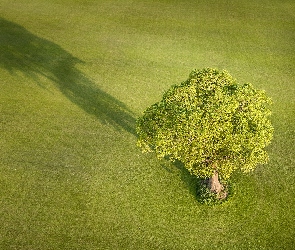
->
[1,0,295,249]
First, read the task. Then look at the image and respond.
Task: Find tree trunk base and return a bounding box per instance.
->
[204,171,228,200]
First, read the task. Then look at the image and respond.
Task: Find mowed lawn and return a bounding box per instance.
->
[1,0,294,249]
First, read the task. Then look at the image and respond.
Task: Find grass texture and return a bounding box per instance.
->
[1,0,295,249]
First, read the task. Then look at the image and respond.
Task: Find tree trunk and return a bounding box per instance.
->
[207,171,223,195]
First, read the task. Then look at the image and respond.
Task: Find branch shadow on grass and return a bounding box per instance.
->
[172,160,200,199]
[0,18,136,134]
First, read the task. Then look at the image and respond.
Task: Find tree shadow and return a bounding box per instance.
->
[167,160,200,198]
[0,18,136,134]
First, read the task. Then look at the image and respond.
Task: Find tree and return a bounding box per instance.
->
[136,68,273,198]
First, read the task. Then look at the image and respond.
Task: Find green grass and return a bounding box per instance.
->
[1,0,295,249]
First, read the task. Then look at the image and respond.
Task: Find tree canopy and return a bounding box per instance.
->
[136,68,273,182]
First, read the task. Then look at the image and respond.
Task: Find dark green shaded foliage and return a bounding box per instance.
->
[195,178,234,205]
[173,160,233,204]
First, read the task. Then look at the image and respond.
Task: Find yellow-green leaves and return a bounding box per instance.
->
[136,68,274,180]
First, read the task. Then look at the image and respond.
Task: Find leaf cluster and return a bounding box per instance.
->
[136,68,273,179]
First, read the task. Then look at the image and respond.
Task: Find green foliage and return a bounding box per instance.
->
[137,68,274,180]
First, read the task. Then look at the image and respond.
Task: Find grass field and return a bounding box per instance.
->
[1,0,295,249]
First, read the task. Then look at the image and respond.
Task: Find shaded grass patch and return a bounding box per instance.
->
[0,17,136,134]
